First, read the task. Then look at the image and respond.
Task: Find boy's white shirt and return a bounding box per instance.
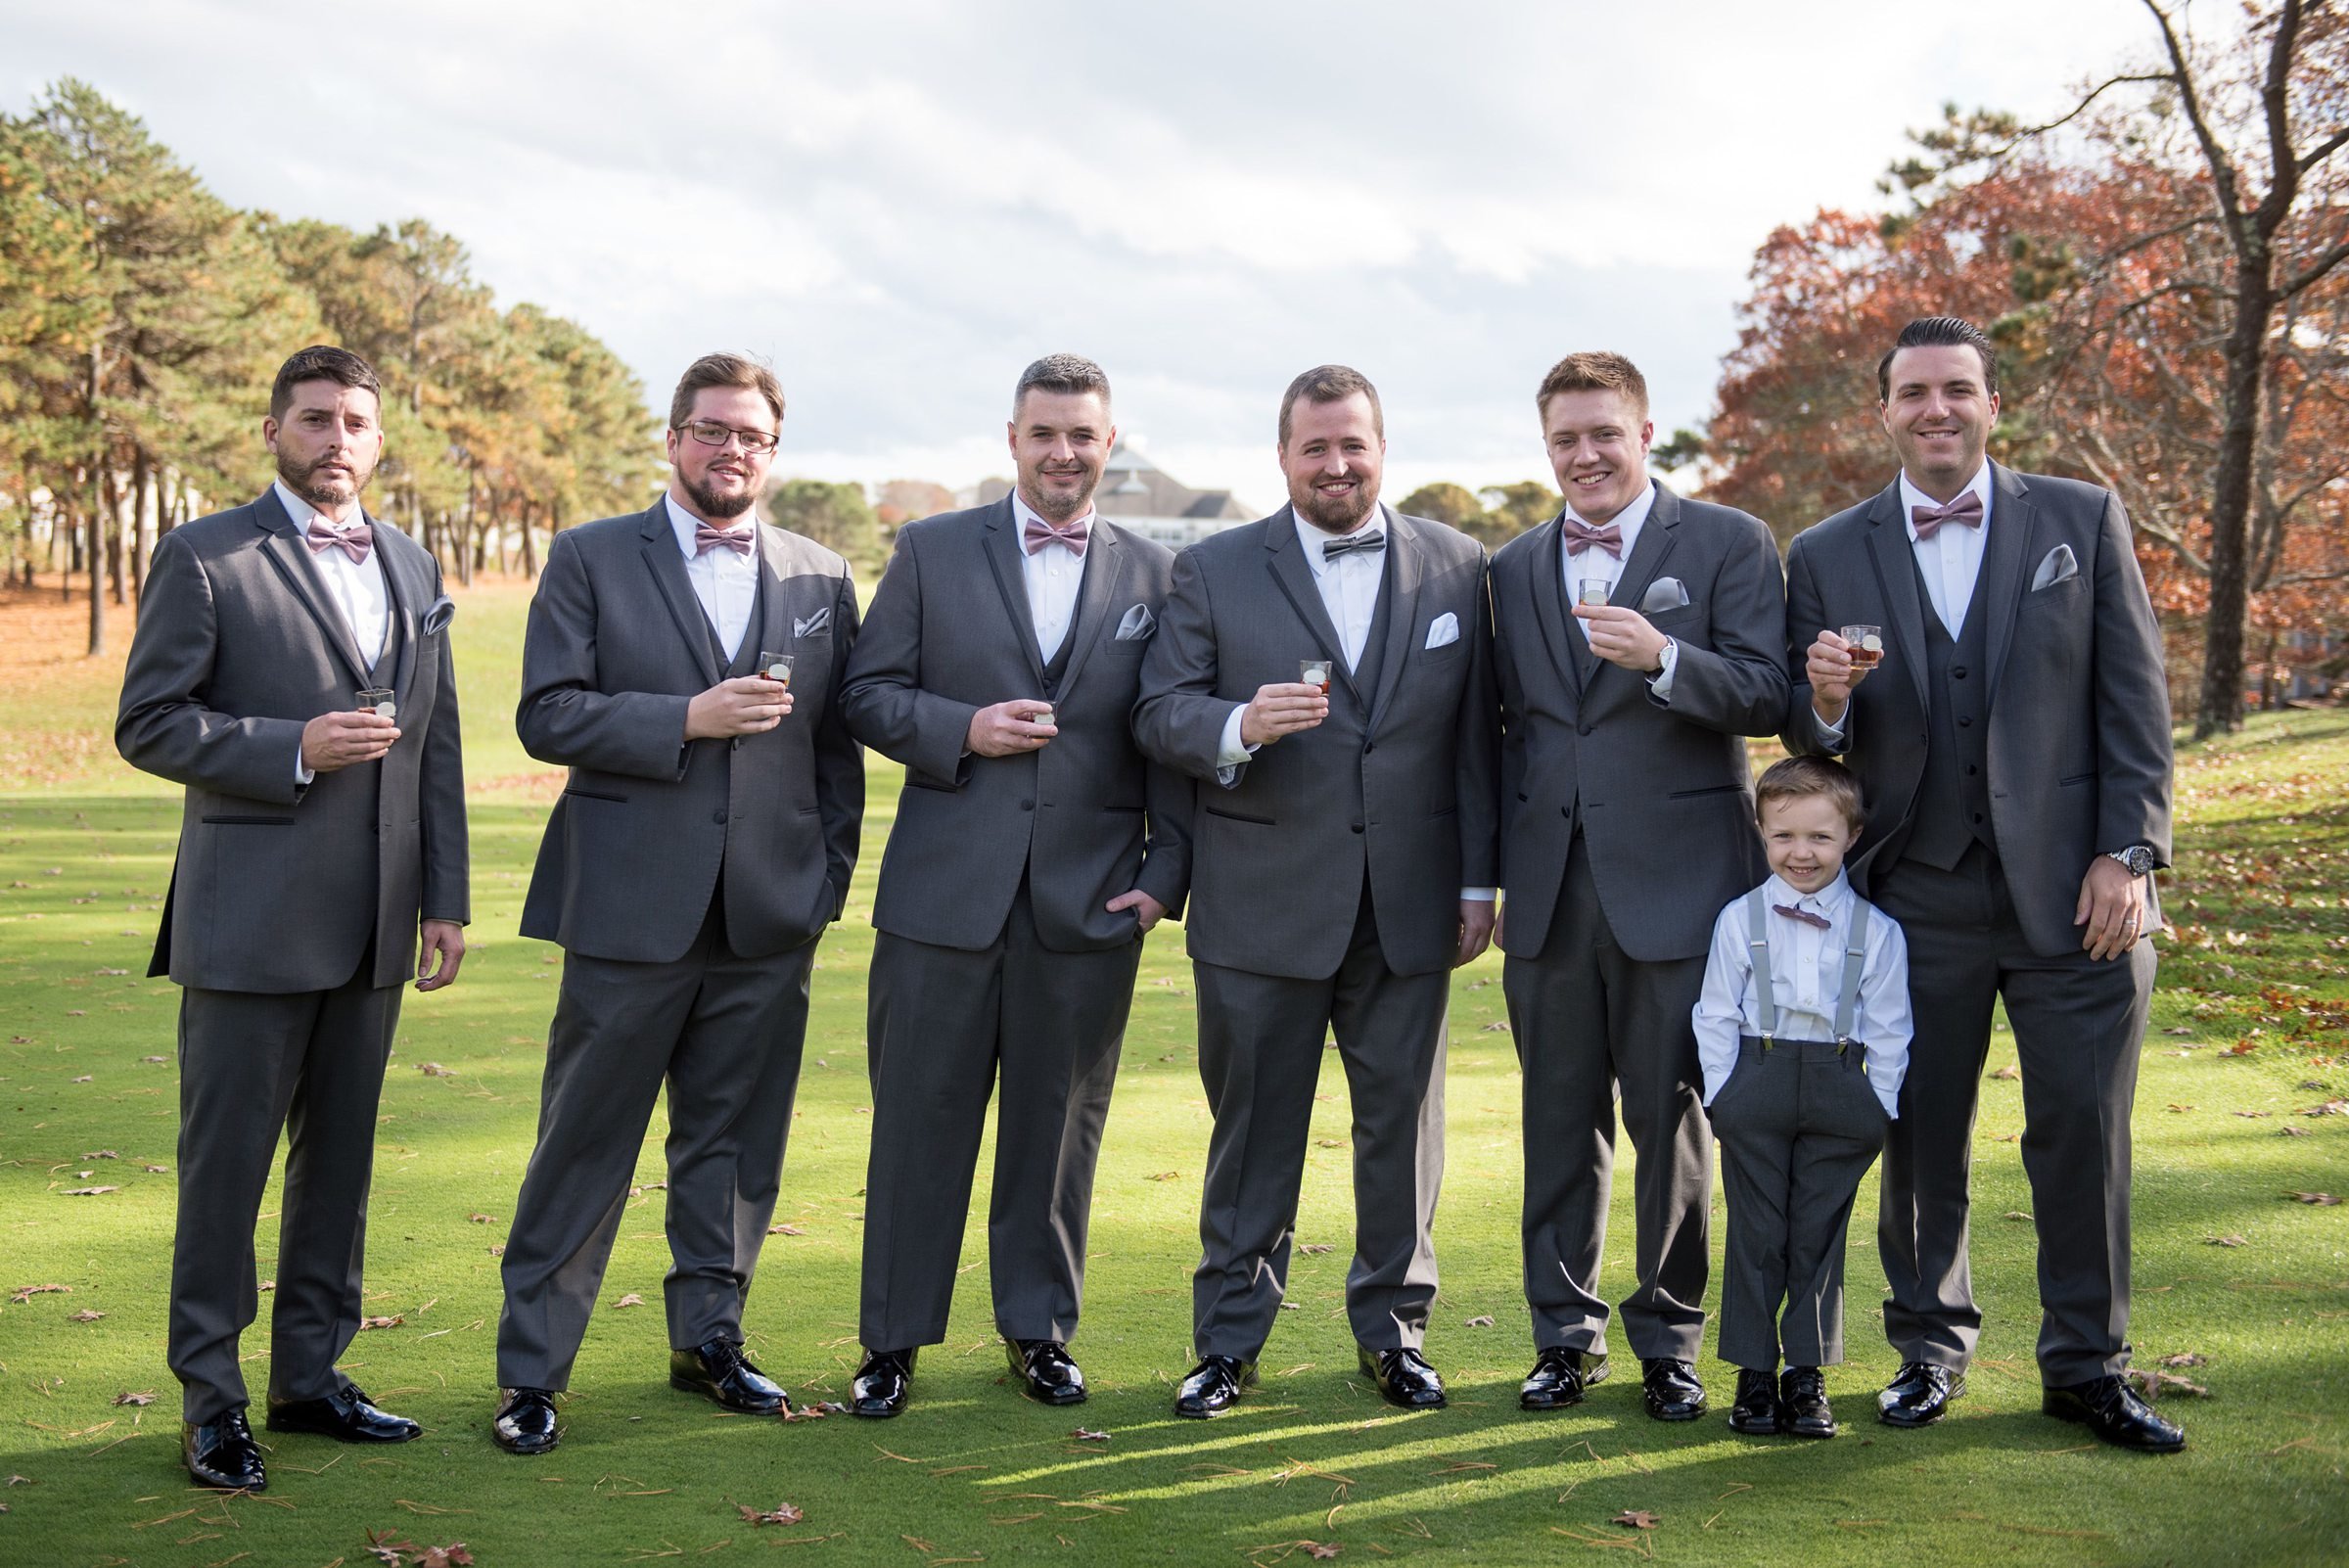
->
[1690,869,1912,1118]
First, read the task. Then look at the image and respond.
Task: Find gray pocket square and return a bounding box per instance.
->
[794,607,832,638]
[1639,576,1692,615]
[2031,544,2080,591]
[419,595,456,637]
[1115,604,1156,640]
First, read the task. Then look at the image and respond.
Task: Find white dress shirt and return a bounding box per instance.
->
[1690,870,1911,1118]
[666,492,759,663]
[275,481,389,667]
[1814,460,1994,745]
[1010,491,1092,662]
[1558,482,1677,699]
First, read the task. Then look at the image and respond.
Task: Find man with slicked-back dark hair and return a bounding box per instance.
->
[1783,314,2180,1453]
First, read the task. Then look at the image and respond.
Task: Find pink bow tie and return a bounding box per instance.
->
[1774,903,1832,931]
[695,523,755,557]
[1911,490,1984,541]
[1561,517,1622,558]
[1023,516,1090,557]
[304,521,373,564]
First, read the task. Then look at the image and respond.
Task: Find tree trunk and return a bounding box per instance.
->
[130,452,158,605]
[86,468,107,658]
[519,503,538,579]
[105,466,130,606]
[2194,260,2272,739]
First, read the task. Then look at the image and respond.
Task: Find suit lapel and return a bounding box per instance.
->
[1861,481,1931,712]
[754,523,795,663]
[638,501,723,688]
[252,488,373,687]
[1055,520,1123,696]
[982,499,1050,688]
[1265,509,1358,699]
[1583,486,1679,693]
[1366,507,1422,729]
[1979,463,2036,704]
[1526,517,1582,716]
[376,519,425,699]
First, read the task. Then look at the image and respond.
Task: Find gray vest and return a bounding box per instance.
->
[1906,556,1997,870]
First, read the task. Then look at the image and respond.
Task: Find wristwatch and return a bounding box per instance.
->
[2104,845,2157,877]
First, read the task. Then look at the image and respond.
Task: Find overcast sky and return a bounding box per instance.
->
[6,0,2167,511]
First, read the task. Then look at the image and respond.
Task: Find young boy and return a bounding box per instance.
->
[1693,756,1911,1437]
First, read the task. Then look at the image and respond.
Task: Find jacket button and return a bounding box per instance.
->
[1958,716,1972,728]
[712,809,728,824]
[1020,800,1035,811]
[1965,763,1979,775]
[1953,667,1967,678]
[1351,823,1364,834]
[1578,724,1592,737]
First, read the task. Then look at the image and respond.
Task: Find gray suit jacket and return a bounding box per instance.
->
[1133,504,1499,981]
[1782,463,2173,955]
[517,503,863,963]
[116,488,469,992]
[1493,484,1789,963]
[839,500,1191,952]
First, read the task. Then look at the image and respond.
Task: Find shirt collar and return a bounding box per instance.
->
[1560,478,1656,547]
[1898,462,1993,543]
[1764,868,1853,921]
[1010,490,1098,548]
[666,492,758,560]
[273,480,364,534]
[1297,502,1387,579]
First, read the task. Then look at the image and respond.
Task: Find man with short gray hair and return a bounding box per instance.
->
[838,353,1189,1416]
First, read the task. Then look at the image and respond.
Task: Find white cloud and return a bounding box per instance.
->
[4,0,2161,511]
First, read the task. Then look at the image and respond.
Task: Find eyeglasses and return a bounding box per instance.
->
[676,419,780,455]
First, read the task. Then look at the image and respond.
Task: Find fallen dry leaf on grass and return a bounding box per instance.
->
[767,1223,806,1236]
[359,1314,404,1330]
[61,1185,117,1196]
[2157,1353,2208,1368]
[738,1501,806,1525]
[613,1293,645,1309]
[1146,1171,1179,1181]
[2207,1234,2248,1247]
[467,1213,494,1224]
[415,1547,474,1568]
[1297,1243,1334,1256]
[1990,1064,2020,1081]
[1480,1021,1510,1033]
[111,1390,155,1407]
[2281,1126,2313,1136]
[1613,1509,1660,1529]
[1464,1315,1495,1328]
[69,1309,104,1322]
[418,1062,456,1077]
[2234,1110,2273,1119]
[2285,1191,2341,1205]
[2128,1368,2210,1400]
[2305,1100,2349,1117]
[9,1284,69,1304]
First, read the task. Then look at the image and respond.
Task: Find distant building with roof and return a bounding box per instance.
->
[965,440,1254,548]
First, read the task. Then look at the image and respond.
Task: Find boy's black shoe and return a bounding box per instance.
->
[2043,1376,2186,1453]
[1639,1359,1706,1420]
[1779,1366,1835,1438]
[1877,1360,1963,1427]
[1727,1368,1780,1435]
[1521,1347,1609,1410]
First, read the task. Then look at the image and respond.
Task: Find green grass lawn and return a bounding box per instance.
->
[1,580,2344,1566]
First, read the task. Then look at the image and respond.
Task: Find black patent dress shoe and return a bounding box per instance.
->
[1007,1339,1086,1406]
[1779,1365,1835,1438]
[852,1349,916,1418]
[1639,1358,1706,1421]
[491,1387,561,1455]
[1520,1346,1610,1410]
[670,1338,791,1414]
[265,1384,421,1443]
[1359,1346,1447,1409]
[1876,1360,1963,1428]
[1727,1367,1781,1435]
[2043,1375,2186,1453]
[1174,1354,1256,1418]
[184,1408,266,1491]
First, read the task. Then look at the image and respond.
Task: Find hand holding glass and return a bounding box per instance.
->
[1839,625,1884,670]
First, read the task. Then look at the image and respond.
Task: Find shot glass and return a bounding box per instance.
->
[1300,658,1333,693]
[758,651,795,687]
[1839,624,1885,670]
[357,687,397,723]
[1578,577,1610,608]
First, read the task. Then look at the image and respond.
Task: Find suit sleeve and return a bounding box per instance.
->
[1655,514,1791,737]
[2089,492,2174,863]
[1778,534,1843,758]
[1135,754,1194,916]
[813,568,866,914]
[515,530,695,780]
[417,557,470,925]
[115,530,309,803]
[1132,546,1243,783]
[1454,553,1501,887]
[837,528,982,785]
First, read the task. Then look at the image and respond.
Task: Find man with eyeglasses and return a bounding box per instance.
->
[490,353,863,1455]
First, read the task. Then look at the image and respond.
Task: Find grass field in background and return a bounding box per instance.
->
[0,578,2343,1566]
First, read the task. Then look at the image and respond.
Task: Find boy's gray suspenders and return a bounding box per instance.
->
[1744,889,1871,1055]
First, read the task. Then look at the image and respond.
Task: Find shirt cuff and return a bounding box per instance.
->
[1814,701,1848,746]
[1214,704,1258,769]
[1459,888,1497,901]
[295,748,314,787]
[1646,636,1678,700]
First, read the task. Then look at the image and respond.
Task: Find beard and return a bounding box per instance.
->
[681,471,758,520]
[1290,474,1378,534]
[278,451,372,512]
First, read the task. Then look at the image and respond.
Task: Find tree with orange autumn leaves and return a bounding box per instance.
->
[1702,1,2348,736]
